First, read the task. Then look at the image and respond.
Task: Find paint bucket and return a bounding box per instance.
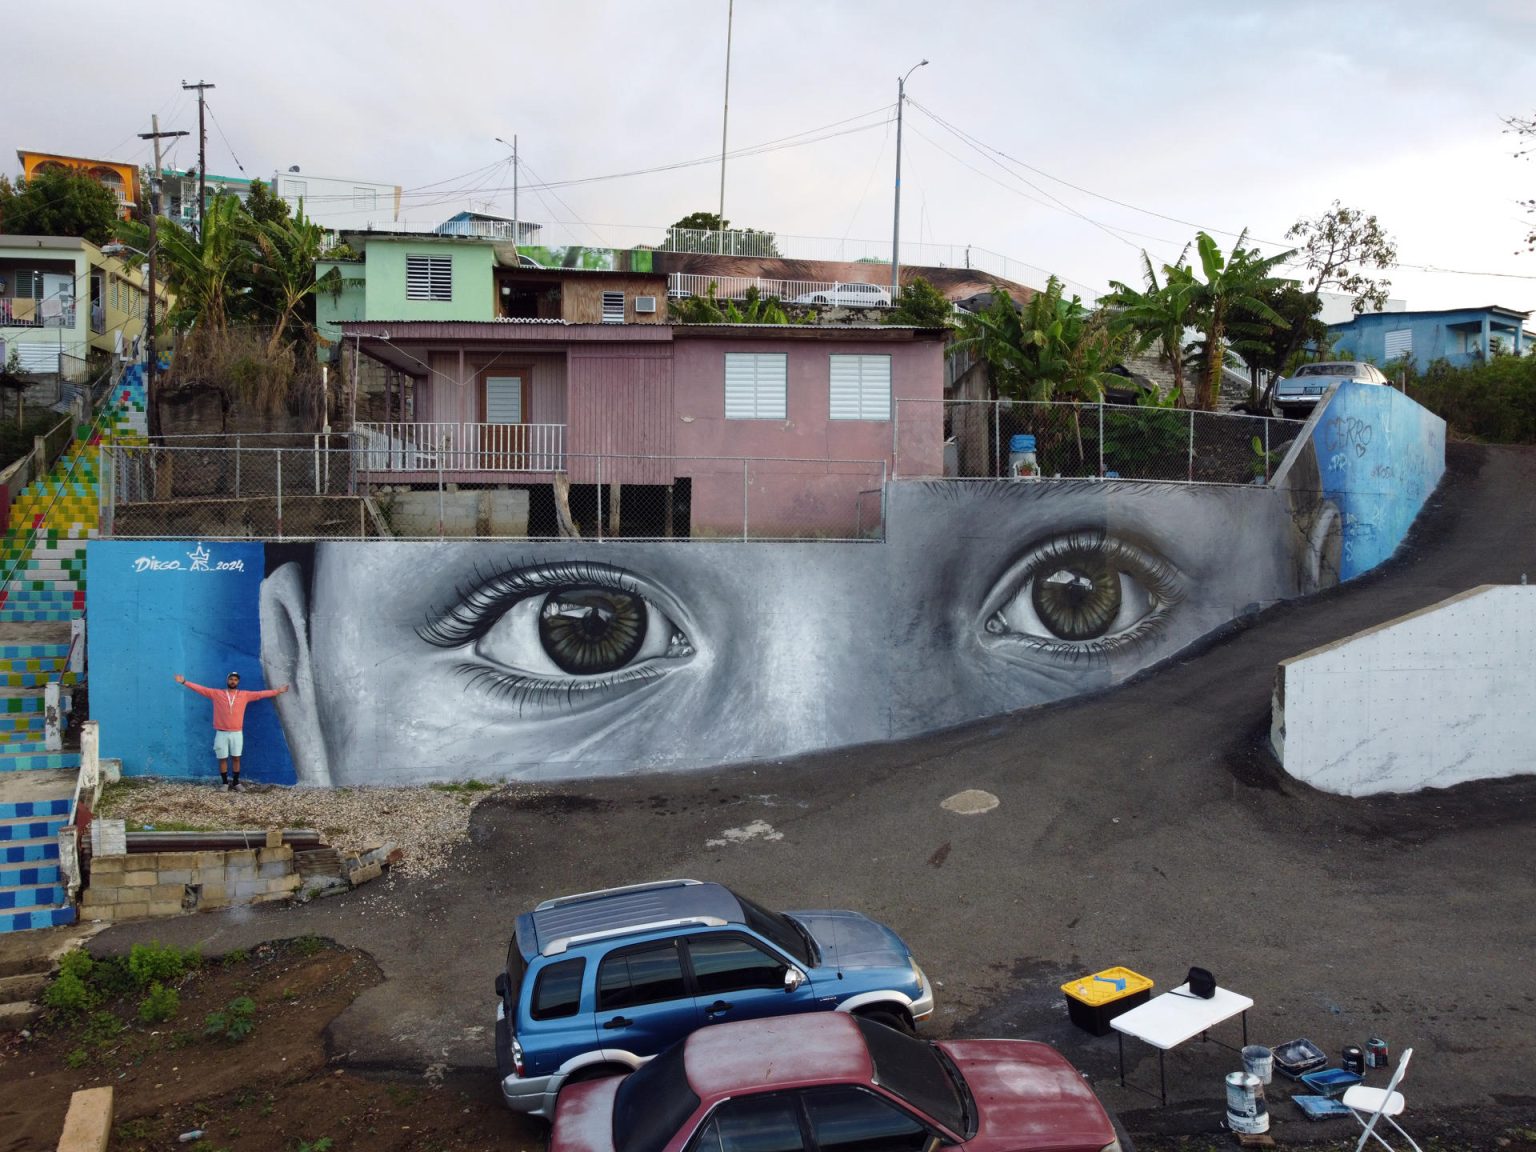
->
[1343,1045,1365,1075]
[1225,1071,1269,1135]
[1366,1036,1390,1069]
[1241,1044,1274,1085]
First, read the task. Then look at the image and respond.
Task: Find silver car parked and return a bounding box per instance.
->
[1274,360,1390,418]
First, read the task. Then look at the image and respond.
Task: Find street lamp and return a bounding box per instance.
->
[891,59,928,300]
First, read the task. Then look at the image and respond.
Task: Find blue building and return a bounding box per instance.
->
[1328,305,1532,372]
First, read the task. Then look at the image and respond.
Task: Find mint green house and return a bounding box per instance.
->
[316,234,496,355]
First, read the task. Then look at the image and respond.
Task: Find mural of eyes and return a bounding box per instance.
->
[979,530,1187,661]
[417,562,695,713]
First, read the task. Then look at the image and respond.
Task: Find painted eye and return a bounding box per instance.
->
[417,563,696,713]
[980,531,1185,659]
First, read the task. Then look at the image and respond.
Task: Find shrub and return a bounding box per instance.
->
[87,955,136,1000]
[58,949,94,981]
[293,934,326,958]
[204,996,257,1042]
[137,982,180,1024]
[42,971,96,1016]
[128,941,193,989]
[65,1048,88,1068]
[83,1010,125,1045]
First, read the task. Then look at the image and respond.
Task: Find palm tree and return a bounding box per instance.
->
[248,208,328,355]
[1187,231,1292,410]
[118,194,245,335]
[1103,249,1198,403]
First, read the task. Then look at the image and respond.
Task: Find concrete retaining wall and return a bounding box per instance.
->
[81,842,300,922]
[1272,584,1536,795]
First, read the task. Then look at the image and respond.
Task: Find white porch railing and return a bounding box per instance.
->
[353,422,567,472]
[667,273,899,308]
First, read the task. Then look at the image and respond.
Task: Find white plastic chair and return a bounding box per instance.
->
[1342,1047,1422,1152]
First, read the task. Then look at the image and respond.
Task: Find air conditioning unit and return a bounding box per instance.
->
[634,296,657,314]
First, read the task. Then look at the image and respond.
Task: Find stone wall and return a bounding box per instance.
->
[81,841,300,922]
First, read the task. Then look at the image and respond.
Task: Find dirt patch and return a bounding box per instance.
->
[0,939,541,1152]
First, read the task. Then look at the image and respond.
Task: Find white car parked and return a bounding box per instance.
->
[792,282,893,308]
[1274,360,1390,418]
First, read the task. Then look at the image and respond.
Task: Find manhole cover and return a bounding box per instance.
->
[941,789,999,815]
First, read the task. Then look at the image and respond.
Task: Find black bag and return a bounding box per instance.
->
[1186,966,1217,998]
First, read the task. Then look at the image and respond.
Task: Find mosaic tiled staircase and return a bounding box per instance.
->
[0,364,148,932]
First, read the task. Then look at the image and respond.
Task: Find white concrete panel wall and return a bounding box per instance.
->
[1273,585,1536,796]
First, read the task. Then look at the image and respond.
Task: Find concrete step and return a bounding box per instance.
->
[0,836,61,863]
[0,864,63,887]
[0,796,70,820]
[0,884,65,912]
[0,743,66,759]
[0,1000,43,1028]
[0,817,66,843]
[0,971,48,1003]
[0,904,75,934]
[0,611,80,623]
[0,753,80,772]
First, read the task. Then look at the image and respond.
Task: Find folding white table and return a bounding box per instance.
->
[1110,983,1253,1104]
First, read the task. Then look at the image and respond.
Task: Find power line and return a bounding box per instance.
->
[202,101,246,175]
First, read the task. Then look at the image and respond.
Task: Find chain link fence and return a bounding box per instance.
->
[895,399,1308,485]
[100,444,888,542]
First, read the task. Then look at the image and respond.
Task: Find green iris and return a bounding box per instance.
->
[1031,557,1122,641]
[538,589,647,675]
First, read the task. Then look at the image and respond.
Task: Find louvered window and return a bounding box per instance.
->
[601,291,625,323]
[406,255,452,301]
[828,354,891,420]
[724,353,787,420]
[1384,329,1413,360]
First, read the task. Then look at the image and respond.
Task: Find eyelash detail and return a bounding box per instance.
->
[418,561,647,648]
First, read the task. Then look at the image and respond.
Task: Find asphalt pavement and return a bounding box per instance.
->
[97,442,1536,1144]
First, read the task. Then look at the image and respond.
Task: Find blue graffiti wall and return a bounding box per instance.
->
[87,540,295,783]
[1308,383,1446,580]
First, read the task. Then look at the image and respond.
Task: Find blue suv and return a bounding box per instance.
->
[494,879,934,1119]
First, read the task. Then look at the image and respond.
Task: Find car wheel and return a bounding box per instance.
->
[855,1007,915,1035]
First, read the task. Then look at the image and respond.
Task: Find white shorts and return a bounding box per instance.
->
[214,730,244,759]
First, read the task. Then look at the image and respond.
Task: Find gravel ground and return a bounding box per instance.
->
[95,779,518,877]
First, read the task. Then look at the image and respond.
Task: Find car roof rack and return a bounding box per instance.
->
[534,878,702,912]
[543,916,729,957]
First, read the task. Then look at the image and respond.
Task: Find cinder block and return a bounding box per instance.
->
[157,869,193,886]
[122,872,156,888]
[150,883,185,902]
[114,902,149,921]
[200,895,229,911]
[56,1085,113,1152]
[223,863,258,882]
[200,882,227,903]
[258,861,293,880]
[197,851,226,871]
[81,888,115,907]
[89,856,127,874]
[267,873,301,893]
[348,862,383,887]
[233,880,268,900]
[257,845,293,866]
[225,849,258,868]
[146,901,184,918]
[159,851,200,868]
[265,829,282,848]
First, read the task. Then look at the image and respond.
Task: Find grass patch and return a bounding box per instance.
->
[428,779,496,794]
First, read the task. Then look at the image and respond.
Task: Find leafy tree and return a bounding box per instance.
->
[952,277,1121,403]
[1286,201,1397,313]
[1103,251,1200,403]
[242,178,291,225]
[885,276,953,327]
[664,211,781,256]
[118,195,245,335]
[1187,231,1292,411]
[0,169,119,244]
[1230,282,1330,409]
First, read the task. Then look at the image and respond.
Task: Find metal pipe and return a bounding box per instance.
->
[742,458,749,541]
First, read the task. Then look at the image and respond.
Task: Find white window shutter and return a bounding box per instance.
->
[485,376,524,424]
[725,353,787,419]
[601,292,625,323]
[1384,329,1412,360]
[406,255,452,301]
[829,354,891,420]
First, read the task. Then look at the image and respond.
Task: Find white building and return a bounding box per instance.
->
[270,170,402,232]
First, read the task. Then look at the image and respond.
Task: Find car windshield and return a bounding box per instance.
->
[855,1017,968,1136]
[614,1041,700,1152]
[1297,364,1353,376]
[732,890,814,966]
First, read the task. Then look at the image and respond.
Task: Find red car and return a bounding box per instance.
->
[550,1011,1128,1152]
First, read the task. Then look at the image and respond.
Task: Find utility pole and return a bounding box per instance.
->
[718,0,733,255]
[891,60,928,299]
[512,134,518,251]
[137,124,187,439]
[181,80,215,238]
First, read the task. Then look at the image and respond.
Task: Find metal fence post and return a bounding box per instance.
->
[235,435,241,498]
[275,449,283,540]
[742,459,749,542]
[880,460,888,540]
[1264,418,1271,483]
[1187,408,1195,483]
[892,400,900,480]
[596,456,604,543]
[1097,401,1105,478]
[437,449,444,539]
[313,434,320,495]
[993,400,1001,478]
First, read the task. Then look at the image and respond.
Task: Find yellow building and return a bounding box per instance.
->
[16,151,141,220]
[0,236,171,377]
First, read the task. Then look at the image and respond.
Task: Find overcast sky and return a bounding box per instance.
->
[14,0,1536,311]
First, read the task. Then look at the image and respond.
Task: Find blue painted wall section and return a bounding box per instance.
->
[87,539,295,783]
[1309,382,1446,580]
